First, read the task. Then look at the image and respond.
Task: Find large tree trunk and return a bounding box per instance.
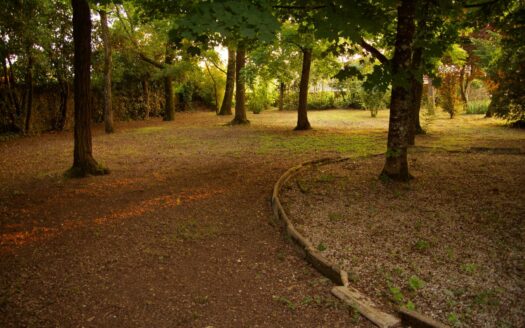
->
[295,47,312,131]
[141,77,150,119]
[100,9,114,133]
[70,0,108,177]
[279,81,285,111]
[163,45,175,121]
[231,44,249,125]
[219,47,235,116]
[381,0,416,181]
[407,47,424,145]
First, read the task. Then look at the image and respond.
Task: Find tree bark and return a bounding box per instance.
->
[279,82,285,111]
[163,45,175,121]
[57,80,69,131]
[381,0,416,181]
[231,44,249,125]
[141,77,150,119]
[427,76,435,114]
[295,47,312,130]
[23,46,34,134]
[99,9,114,133]
[407,47,424,145]
[219,47,235,115]
[70,0,108,177]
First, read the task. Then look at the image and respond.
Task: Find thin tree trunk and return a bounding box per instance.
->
[205,61,219,112]
[100,9,114,133]
[57,80,69,131]
[23,47,34,134]
[2,55,21,130]
[141,77,150,119]
[381,0,416,181]
[279,82,285,111]
[231,44,249,125]
[70,0,108,177]
[427,76,435,114]
[295,47,312,130]
[407,47,423,145]
[163,45,175,121]
[219,47,235,116]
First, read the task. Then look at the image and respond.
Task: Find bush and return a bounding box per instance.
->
[465,99,490,114]
[247,79,275,114]
[363,88,390,117]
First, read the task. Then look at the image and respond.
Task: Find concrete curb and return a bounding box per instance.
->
[271,156,450,328]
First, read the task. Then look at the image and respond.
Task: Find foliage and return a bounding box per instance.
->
[465,99,489,115]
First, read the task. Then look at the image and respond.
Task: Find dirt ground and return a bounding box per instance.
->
[278,113,525,327]
[0,109,523,327]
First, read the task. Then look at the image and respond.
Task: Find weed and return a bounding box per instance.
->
[300,296,314,306]
[317,242,327,252]
[296,179,310,193]
[447,312,461,326]
[388,285,405,304]
[272,295,296,311]
[462,263,478,275]
[404,300,416,310]
[414,239,430,251]
[194,295,209,305]
[318,173,335,183]
[173,219,219,241]
[474,290,499,306]
[328,212,344,222]
[408,275,425,292]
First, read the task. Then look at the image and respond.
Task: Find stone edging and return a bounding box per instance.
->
[271,156,450,328]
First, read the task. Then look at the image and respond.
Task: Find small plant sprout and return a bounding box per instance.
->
[408,275,425,292]
[317,242,327,252]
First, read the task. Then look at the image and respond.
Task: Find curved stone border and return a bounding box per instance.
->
[271,156,451,328]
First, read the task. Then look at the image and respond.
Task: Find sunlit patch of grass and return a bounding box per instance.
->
[133,126,166,134]
[256,133,385,157]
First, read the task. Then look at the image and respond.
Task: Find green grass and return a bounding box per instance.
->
[465,100,490,115]
[133,126,166,134]
[257,133,385,157]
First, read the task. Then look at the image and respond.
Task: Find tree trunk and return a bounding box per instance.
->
[141,77,150,119]
[407,47,423,145]
[57,80,69,131]
[231,44,249,125]
[295,47,312,131]
[100,9,114,133]
[279,81,285,111]
[69,0,108,177]
[24,47,34,134]
[427,76,435,114]
[381,0,416,181]
[163,45,175,121]
[219,47,235,115]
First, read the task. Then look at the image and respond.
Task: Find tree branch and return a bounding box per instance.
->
[114,5,164,69]
[464,0,499,8]
[359,38,389,64]
[272,5,326,10]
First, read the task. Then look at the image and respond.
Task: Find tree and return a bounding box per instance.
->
[69,0,108,177]
[99,8,115,133]
[296,46,312,130]
[218,46,235,115]
[178,0,279,125]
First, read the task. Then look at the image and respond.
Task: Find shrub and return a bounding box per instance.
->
[465,99,490,114]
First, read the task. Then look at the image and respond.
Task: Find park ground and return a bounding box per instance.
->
[0,109,524,327]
